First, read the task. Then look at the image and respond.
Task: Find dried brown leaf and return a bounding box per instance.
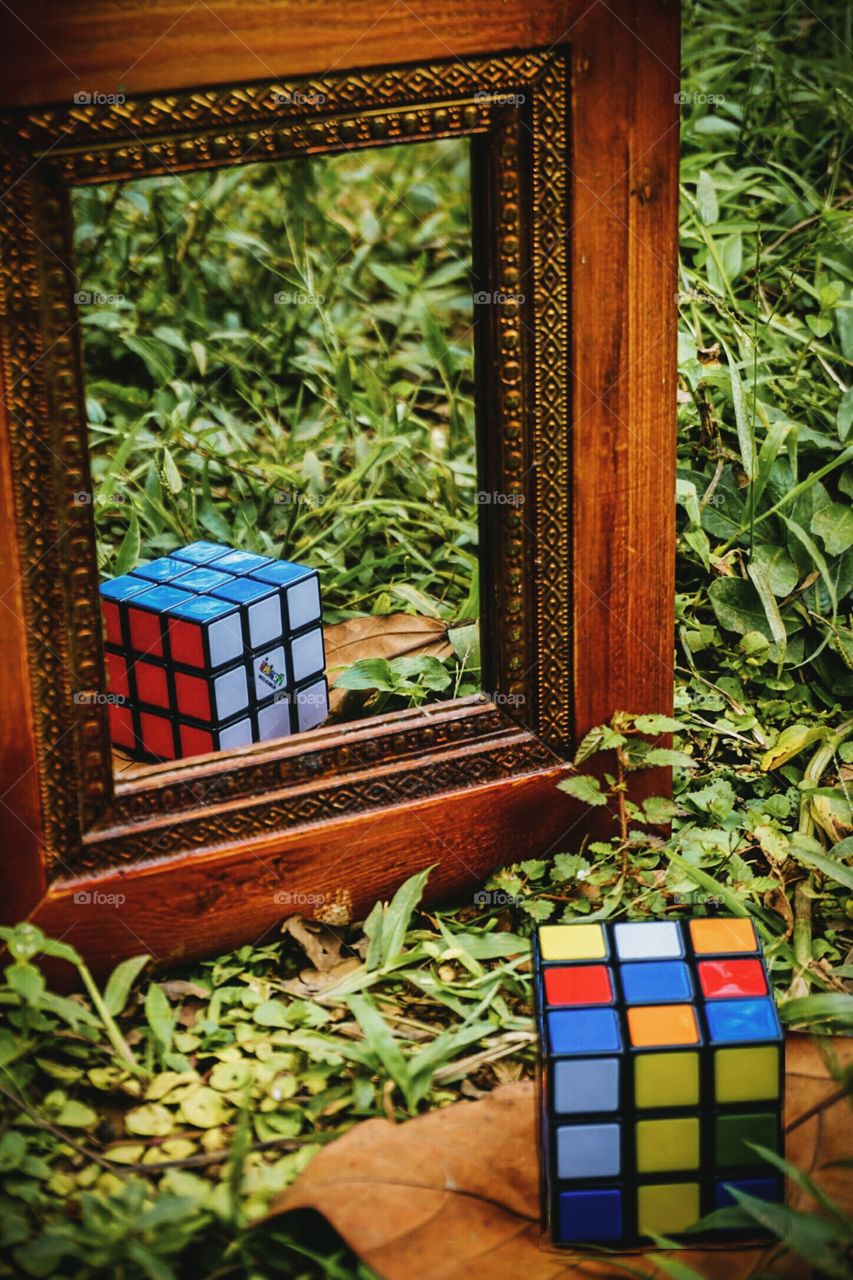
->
[264,1039,853,1280]
[323,613,452,714]
[280,914,349,973]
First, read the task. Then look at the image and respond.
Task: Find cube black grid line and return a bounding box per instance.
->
[533,917,784,1249]
[99,543,328,761]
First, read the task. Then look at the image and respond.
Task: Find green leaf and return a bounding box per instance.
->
[778,993,853,1028]
[788,834,853,891]
[347,994,415,1109]
[5,963,45,1003]
[557,774,608,806]
[365,867,432,969]
[145,982,175,1056]
[837,387,853,442]
[179,1085,230,1128]
[113,512,141,577]
[161,447,183,495]
[746,558,787,664]
[760,724,826,771]
[696,170,718,225]
[665,851,753,918]
[722,341,755,480]
[632,714,685,734]
[125,1102,175,1137]
[104,954,150,1016]
[709,577,770,637]
[644,748,697,770]
[811,503,853,557]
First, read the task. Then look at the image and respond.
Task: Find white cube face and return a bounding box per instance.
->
[252,645,288,700]
[219,717,253,750]
[290,627,324,684]
[286,576,321,632]
[208,613,244,667]
[294,679,328,732]
[257,697,292,742]
[213,664,249,721]
[248,594,282,648]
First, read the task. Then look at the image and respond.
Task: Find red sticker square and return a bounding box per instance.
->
[139,711,176,759]
[108,703,134,750]
[698,958,767,1000]
[135,661,169,708]
[128,606,164,656]
[543,964,614,1006]
[104,651,130,700]
[174,671,211,721]
[101,600,122,647]
[179,723,214,758]
[169,618,205,668]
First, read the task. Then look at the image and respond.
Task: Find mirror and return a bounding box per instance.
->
[72,140,481,770]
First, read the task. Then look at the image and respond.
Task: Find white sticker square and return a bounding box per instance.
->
[213,665,249,721]
[293,679,328,732]
[614,921,683,960]
[208,613,244,667]
[257,697,292,741]
[252,646,288,700]
[286,576,321,631]
[248,594,282,648]
[290,627,324,684]
[219,718,253,750]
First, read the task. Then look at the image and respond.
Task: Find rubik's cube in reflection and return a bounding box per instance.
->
[533,917,784,1248]
[99,542,328,761]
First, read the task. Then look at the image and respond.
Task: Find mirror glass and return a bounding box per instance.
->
[71,140,481,771]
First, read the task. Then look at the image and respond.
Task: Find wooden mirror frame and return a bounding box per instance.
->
[0,1,679,973]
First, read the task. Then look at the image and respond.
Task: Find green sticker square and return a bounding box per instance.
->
[715,1046,779,1103]
[635,1051,699,1109]
[715,1111,779,1167]
[637,1182,700,1236]
[636,1117,700,1173]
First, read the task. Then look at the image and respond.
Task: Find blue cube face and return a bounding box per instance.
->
[130,557,191,583]
[620,960,693,1004]
[171,541,229,565]
[99,575,151,602]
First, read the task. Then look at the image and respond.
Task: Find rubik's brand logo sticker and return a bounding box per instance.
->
[258,657,286,690]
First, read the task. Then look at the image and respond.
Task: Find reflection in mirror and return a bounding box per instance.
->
[72,140,480,772]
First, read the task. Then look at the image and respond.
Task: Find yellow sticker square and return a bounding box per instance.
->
[715,1046,779,1103]
[539,924,607,962]
[637,1182,700,1236]
[635,1052,699,1109]
[636,1117,700,1172]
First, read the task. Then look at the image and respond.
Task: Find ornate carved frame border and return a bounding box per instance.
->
[0,49,571,909]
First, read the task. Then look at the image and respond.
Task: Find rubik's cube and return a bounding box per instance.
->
[533,917,784,1248]
[99,541,328,761]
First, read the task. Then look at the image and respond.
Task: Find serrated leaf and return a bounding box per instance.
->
[557,774,608,805]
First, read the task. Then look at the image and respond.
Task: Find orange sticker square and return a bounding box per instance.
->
[627,1004,700,1047]
[689,918,757,955]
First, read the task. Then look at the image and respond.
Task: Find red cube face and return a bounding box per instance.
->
[169,618,205,668]
[543,964,614,1007]
[101,600,123,647]
[139,711,176,759]
[174,671,212,721]
[128,606,164,657]
[108,702,135,751]
[697,958,768,999]
[104,650,130,700]
[179,723,214,757]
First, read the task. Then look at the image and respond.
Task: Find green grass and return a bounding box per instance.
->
[2,0,852,1276]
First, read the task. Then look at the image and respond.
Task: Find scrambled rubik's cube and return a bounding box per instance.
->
[534,917,783,1248]
[99,542,328,761]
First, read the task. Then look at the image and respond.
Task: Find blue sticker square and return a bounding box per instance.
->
[556,1122,621,1178]
[620,960,693,1004]
[705,998,781,1044]
[172,541,230,565]
[557,1188,622,1243]
[547,1008,622,1056]
[213,550,272,574]
[172,567,233,593]
[99,575,151,602]
[714,1178,781,1209]
[553,1057,620,1114]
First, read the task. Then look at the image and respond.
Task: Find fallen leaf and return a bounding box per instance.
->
[264,1036,852,1280]
[323,614,452,714]
[281,915,351,973]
